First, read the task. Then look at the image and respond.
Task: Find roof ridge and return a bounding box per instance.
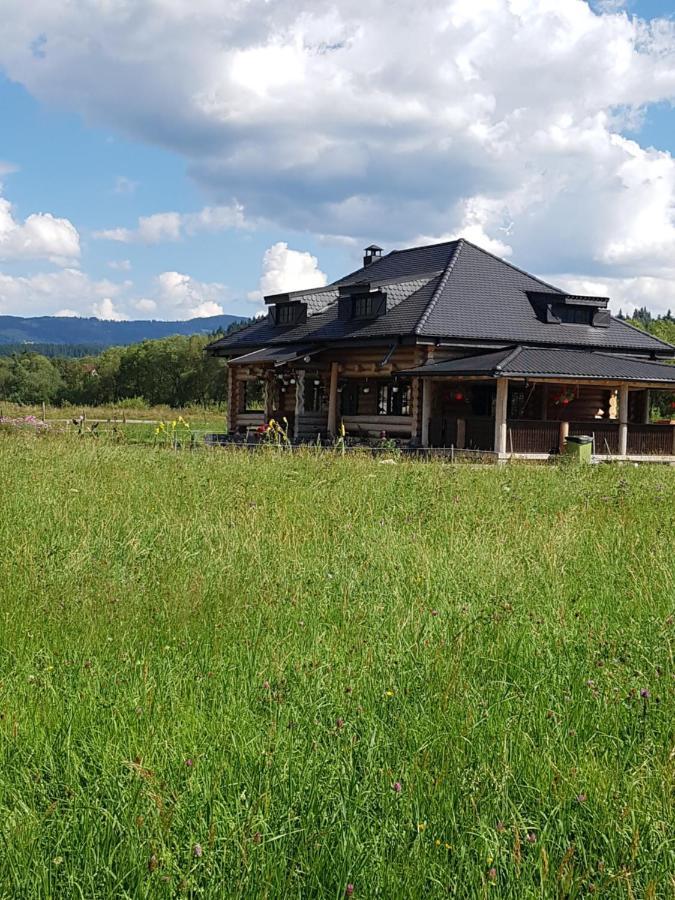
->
[414,240,465,335]
[494,345,523,372]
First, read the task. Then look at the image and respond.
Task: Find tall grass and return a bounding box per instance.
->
[0,433,672,898]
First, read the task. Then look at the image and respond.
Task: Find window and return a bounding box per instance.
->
[352,294,377,318]
[272,302,306,326]
[241,379,264,412]
[305,378,324,413]
[553,304,594,325]
[340,382,360,416]
[377,381,411,416]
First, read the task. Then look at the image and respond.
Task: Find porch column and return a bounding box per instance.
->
[327,362,339,436]
[421,378,431,446]
[494,377,509,459]
[294,370,305,441]
[618,384,629,457]
[226,365,238,434]
[642,389,651,425]
[263,371,274,420]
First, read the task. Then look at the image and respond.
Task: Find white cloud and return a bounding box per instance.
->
[135,298,157,314]
[54,308,79,317]
[3,2,675,308]
[92,297,129,321]
[249,241,327,303]
[553,273,675,318]
[108,258,132,271]
[155,271,229,318]
[0,268,122,317]
[94,203,248,243]
[0,192,80,265]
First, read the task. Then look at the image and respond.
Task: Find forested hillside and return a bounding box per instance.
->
[0,313,241,348]
[0,324,246,407]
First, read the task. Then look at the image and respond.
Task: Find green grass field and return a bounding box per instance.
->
[0,433,672,898]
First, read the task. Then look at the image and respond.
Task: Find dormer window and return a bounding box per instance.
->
[527,292,611,328]
[337,284,387,320]
[271,302,306,327]
[552,304,593,326]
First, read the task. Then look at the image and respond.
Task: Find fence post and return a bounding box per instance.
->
[456,417,465,450]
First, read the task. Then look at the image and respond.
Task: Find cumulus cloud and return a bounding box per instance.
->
[0,268,122,317]
[108,258,132,271]
[154,271,230,318]
[0,192,80,265]
[3,1,675,306]
[0,265,231,320]
[94,203,248,243]
[92,297,129,321]
[248,242,327,303]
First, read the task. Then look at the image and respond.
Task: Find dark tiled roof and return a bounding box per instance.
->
[207,239,675,357]
[404,346,675,383]
[208,276,441,351]
[416,241,669,352]
[335,241,457,285]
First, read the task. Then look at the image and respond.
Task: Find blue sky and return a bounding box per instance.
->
[1,0,675,320]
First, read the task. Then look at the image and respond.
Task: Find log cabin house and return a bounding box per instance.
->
[206,239,675,460]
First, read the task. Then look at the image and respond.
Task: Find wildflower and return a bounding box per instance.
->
[148,854,159,872]
[193,843,203,858]
[496,821,506,832]
[345,885,354,897]
[435,839,441,846]
[417,822,426,832]
[52,857,63,866]
[640,688,650,699]
[336,717,345,729]
[576,793,587,804]
[444,842,451,850]
[430,609,438,617]
[384,690,395,697]
[263,680,270,690]
[488,867,497,882]
[526,831,537,844]
[392,781,402,793]
[185,759,194,768]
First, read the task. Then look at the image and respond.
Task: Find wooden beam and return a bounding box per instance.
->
[294,370,305,441]
[421,378,431,447]
[494,377,509,459]
[618,384,629,457]
[456,417,466,450]
[327,362,339,436]
[226,365,237,434]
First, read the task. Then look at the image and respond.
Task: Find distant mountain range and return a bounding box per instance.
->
[0,314,243,349]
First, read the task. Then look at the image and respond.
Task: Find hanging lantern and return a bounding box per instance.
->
[290,378,296,385]
[362,386,370,394]
[454,391,464,402]
[392,385,399,394]
[314,379,320,386]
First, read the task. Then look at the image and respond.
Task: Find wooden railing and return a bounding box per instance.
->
[569,421,619,455]
[627,424,675,456]
[506,421,560,454]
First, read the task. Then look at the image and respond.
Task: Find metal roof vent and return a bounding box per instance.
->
[363,244,383,267]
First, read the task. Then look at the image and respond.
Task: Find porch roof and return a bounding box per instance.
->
[227,344,321,366]
[402,346,675,384]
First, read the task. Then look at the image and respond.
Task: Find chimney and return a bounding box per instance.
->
[363,244,383,267]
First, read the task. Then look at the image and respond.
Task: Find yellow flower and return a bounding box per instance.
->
[417,822,426,832]
[435,839,441,846]
[384,690,395,697]
[171,420,177,428]
[445,843,451,850]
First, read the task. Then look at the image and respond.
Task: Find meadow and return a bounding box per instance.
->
[0,432,673,898]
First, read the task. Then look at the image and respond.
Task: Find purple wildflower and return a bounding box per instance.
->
[640,688,650,699]
[393,781,402,793]
[345,885,354,897]
[184,758,194,768]
[526,831,537,844]
[576,793,587,804]
[193,843,203,858]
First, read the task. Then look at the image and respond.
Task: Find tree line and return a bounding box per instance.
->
[0,332,232,407]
